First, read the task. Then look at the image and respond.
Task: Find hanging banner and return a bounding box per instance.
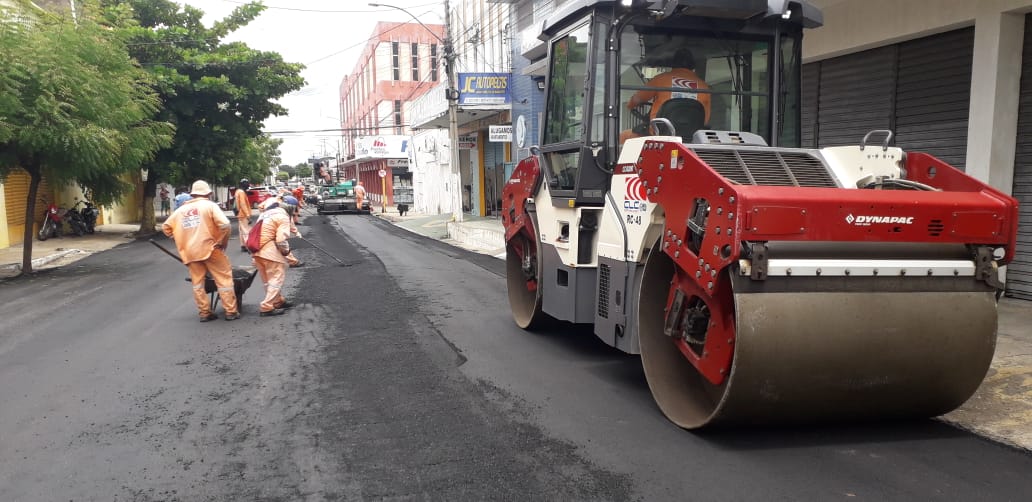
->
[354,135,410,159]
[457,73,511,105]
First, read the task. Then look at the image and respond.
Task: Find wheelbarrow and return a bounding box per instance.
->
[150,239,259,311]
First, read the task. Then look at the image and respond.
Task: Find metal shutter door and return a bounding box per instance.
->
[4,170,53,245]
[1006,16,1032,300]
[4,170,29,227]
[816,45,896,147]
[800,62,819,148]
[894,28,974,170]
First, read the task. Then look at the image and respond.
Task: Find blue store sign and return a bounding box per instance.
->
[458,73,511,105]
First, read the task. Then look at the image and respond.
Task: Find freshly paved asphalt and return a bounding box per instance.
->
[0,211,1030,501]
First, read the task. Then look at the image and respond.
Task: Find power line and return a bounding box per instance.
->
[217,0,440,14]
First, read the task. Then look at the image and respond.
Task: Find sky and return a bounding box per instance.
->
[181,0,446,165]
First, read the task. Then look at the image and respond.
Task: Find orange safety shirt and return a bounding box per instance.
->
[628,68,711,125]
[253,206,292,264]
[234,188,252,220]
[162,198,232,264]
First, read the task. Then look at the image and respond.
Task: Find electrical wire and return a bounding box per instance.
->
[217,0,441,14]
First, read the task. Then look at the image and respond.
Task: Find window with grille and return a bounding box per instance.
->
[411,43,419,81]
[430,44,439,81]
[394,100,402,134]
[391,42,400,81]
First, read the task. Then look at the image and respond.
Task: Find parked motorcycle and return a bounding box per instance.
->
[64,205,88,236]
[37,199,62,241]
[75,199,98,234]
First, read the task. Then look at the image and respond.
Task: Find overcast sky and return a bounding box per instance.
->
[181,0,445,165]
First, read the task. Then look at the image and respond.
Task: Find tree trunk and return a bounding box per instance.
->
[20,163,41,275]
[138,174,158,236]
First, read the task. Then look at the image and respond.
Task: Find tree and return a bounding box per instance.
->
[296,165,313,179]
[0,6,173,274]
[275,171,289,182]
[101,0,305,234]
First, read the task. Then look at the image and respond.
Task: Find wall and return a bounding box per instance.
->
[804,0,1032,61]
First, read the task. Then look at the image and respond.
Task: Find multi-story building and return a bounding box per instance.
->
[338,21,445,209]
[409,0,514,217]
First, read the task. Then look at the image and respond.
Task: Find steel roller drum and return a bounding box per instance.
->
[638,247,999,429]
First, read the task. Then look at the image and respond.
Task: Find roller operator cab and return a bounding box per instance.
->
[501,0,1020,429]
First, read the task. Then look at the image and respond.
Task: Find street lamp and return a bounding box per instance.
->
[368,2,463,222]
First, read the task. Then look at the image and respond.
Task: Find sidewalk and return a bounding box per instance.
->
[3,210,1030,451]
[0,223,143,278]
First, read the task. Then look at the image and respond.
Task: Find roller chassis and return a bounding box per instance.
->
[503,136,1017,428]
[500,0,1018,429]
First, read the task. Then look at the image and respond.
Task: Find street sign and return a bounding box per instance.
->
[489,124,513,142]
[378,169,387,178]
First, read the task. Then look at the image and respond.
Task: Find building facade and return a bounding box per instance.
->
[338,21,445,209]
[409,0,514,217]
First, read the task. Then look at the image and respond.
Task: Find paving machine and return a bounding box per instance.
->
[502,0,1019,428]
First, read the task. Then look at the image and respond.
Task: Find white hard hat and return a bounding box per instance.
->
[189,180,212,196]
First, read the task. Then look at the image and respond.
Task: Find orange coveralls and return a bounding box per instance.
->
[162,198,238,318]
[234,188,253,250]
[252,206,292,313]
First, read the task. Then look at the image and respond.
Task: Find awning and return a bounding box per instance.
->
[522,59,547,77]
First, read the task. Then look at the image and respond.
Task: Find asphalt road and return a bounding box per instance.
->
[0,212,1030,501]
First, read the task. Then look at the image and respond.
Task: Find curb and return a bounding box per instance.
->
[0,248,85,274]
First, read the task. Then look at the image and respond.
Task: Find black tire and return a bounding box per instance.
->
[38,219,51,241]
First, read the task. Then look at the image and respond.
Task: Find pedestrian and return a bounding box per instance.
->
[251,198,293,317]
[354,180,366,212]
[234,178,253,253]
[159,185,171,216]
[161,180,240,322]
[174,186,191,210]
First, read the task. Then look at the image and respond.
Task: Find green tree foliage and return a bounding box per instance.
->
[101,0,305,233]
[295,164,313,179]
[275,171,289,182]
[0,6,173,274]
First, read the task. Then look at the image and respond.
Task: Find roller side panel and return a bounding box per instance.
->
[539,244,598,324]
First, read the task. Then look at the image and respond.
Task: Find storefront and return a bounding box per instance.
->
[340,135,411,210]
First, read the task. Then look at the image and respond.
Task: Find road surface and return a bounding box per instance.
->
[0,211,1029,501]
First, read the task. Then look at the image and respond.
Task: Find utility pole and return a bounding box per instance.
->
[443,0,464,222]
[370,1,463,221]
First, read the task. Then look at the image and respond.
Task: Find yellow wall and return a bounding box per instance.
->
[0,181,9,249]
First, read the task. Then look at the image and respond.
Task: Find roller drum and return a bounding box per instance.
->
[638,248,998,428]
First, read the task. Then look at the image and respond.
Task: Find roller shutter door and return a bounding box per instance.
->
[800,63,819,148]
[1006,16,1032,300]
[815,46,896,147]
[4,169,53,245]
[801,27,972,160]
[894,28,973,170]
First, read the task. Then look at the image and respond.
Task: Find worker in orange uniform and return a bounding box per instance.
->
[621,48,711,143]
[162,180,240,322]
[234,178,253,253]
[354,180,366,213]
[251,198,293,317]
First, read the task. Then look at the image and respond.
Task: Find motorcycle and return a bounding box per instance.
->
[75,199,99,234]
[37,199,62,241]
[64,205,88,236]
